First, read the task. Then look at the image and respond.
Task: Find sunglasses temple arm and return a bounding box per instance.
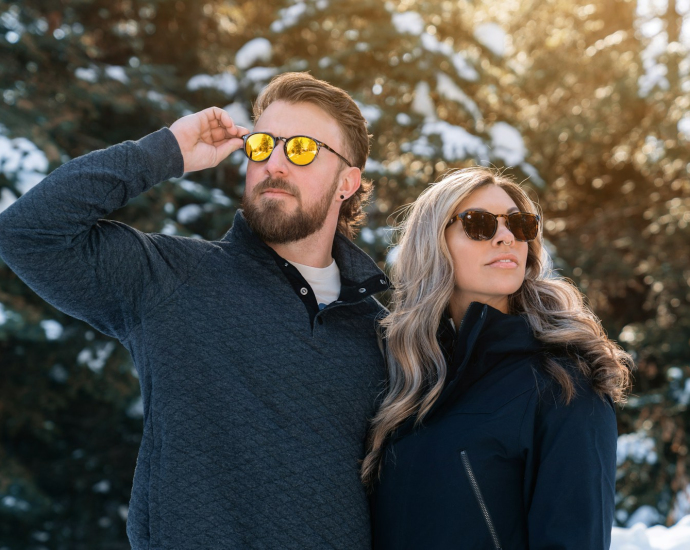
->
[320,143,354,168]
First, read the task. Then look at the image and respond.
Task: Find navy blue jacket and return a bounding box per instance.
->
[372,302,617,550]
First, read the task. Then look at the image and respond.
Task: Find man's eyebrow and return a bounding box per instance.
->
[461,206,520,214]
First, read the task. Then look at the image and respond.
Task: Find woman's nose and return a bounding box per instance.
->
[493,217,516,245]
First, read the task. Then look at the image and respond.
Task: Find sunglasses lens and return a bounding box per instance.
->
[507,213,539,241]
[463,211,497,240]
[285,136,318,166]
[245,133,274,161]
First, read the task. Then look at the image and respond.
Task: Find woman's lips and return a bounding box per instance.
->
[487,260,518,268]
[486,254,519,268]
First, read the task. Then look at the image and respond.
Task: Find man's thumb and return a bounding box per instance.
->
[214,137,245,165]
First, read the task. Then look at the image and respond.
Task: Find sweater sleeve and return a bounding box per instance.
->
[0,128,193,341]
[525,382,617,550]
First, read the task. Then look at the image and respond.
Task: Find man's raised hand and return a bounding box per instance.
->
[169,107,250,173]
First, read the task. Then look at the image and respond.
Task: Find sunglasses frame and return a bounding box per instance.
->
[242,132,354,168]
[447,210,541,242]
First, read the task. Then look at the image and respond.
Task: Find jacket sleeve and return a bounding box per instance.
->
[524,381,617,550]
[0,128,194,341]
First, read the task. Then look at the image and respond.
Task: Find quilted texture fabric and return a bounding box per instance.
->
[0,128,388,549]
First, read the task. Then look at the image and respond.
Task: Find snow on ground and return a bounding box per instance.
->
[611,515,690,550]
[235,38,272,69]
[474,22,507,57]
[672,484,690,525]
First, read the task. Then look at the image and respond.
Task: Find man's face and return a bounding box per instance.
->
[242,100,349,244]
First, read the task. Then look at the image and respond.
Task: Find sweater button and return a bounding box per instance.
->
[300,287,308,295]
[317,317,324,325]
[358,288,366,293]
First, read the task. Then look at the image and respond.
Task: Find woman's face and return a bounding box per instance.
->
[445,185,529,316]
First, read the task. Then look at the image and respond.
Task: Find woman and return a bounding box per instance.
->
[363,168,633,549]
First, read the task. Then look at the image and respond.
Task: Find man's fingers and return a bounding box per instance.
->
[208,124,249,144]
[202,107,250,140]
[214,137,245,164]
[233,125,250,138]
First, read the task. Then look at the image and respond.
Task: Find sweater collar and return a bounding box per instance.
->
[221,210,390,290]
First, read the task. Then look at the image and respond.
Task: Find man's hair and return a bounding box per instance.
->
[252,72,372,240]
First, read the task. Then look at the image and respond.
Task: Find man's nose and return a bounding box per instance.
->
[264,139,290,177]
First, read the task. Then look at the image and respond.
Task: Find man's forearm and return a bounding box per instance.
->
[0,127,183,261]
[0,128,185,339]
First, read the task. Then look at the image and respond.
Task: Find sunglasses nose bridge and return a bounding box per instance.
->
[260,136,291,174]
[493,214,517,242]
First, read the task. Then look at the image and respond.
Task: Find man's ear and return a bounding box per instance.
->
[338,166,361,201]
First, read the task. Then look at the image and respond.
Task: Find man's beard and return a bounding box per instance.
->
[242,175,339,244]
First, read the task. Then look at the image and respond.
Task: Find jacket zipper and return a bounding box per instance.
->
[460,450,502,550]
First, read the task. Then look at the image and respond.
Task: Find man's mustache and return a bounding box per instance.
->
[252,178,301,200]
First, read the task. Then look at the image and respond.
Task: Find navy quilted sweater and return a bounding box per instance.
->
[0,128,388,549]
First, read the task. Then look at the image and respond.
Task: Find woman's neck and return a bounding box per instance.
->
[448,294,509,328]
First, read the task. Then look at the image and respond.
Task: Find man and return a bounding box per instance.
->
[0,73,389,549]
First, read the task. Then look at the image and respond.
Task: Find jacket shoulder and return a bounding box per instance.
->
[532,352,616,415]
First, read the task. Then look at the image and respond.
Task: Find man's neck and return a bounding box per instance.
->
[266,218,338,268]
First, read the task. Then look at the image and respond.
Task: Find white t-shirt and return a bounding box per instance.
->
[288,259,341,310]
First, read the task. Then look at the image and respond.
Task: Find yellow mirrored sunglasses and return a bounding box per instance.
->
[242,132,354,167]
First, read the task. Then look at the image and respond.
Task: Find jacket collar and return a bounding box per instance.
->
[435,302,542,413]
[221,210,390,292]
[392,302,542,440]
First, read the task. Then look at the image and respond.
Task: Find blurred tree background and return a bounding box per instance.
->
[1,0,689,547]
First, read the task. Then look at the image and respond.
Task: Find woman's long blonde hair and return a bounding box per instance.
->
[361,167,633,486]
